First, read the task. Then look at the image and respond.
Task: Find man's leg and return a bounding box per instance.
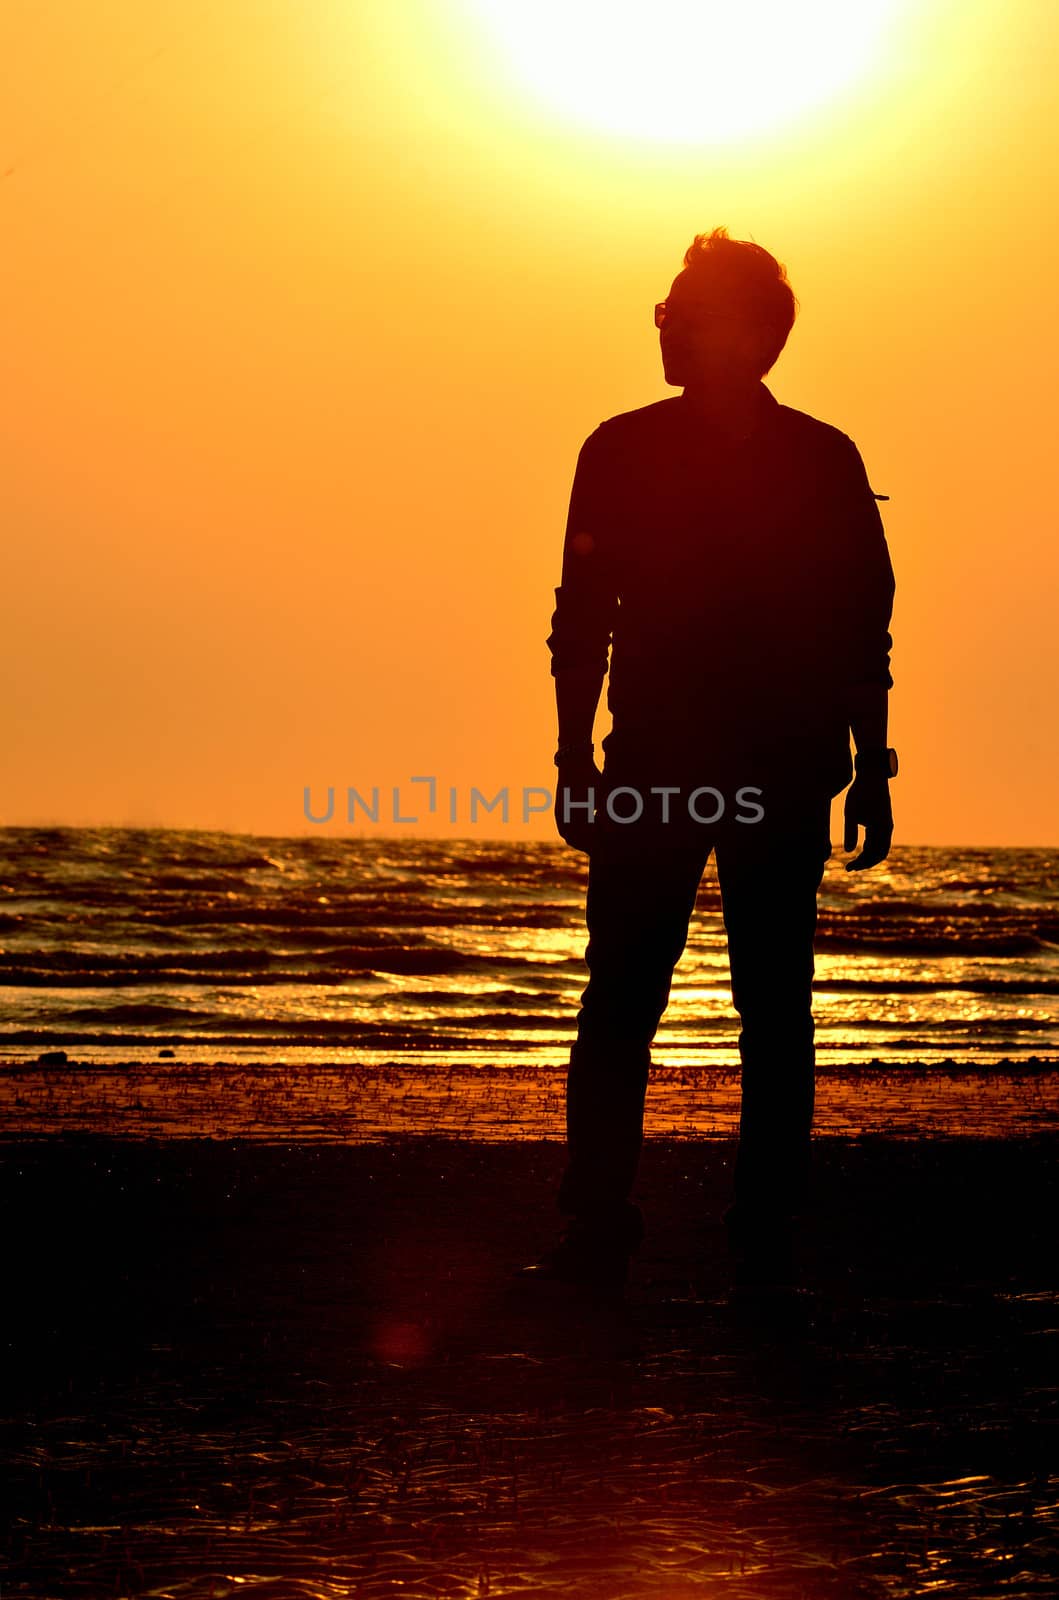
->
[713,799,832,1237]
[557,838,710,1247]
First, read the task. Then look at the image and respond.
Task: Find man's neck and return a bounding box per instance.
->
[681,378,765,442]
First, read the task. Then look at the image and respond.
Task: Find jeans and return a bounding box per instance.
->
[557,765,833,1245]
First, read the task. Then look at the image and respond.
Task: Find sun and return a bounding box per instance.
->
[462,0,907,144]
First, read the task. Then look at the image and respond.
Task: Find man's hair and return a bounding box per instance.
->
[682,226,798,375]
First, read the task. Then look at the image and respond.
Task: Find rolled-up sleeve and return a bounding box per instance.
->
[835,435,895,690]
[545,425,619,677]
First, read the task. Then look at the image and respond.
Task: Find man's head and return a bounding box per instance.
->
[657,227,798,389]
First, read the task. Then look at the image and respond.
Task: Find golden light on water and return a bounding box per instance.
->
[462,0,909,143]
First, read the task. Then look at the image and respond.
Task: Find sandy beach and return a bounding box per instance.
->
[2,1127,1056,1597]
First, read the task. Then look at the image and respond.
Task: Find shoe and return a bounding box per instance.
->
[516,1219,634,1290]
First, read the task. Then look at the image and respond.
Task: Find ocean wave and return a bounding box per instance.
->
[814,930,1049,955]
[813,977,1059,995]
[53,1003,221,1024]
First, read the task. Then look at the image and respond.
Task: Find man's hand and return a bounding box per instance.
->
[553,750,603,854]
[843,775,894,871]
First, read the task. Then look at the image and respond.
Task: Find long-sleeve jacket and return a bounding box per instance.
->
[545,383,895,798]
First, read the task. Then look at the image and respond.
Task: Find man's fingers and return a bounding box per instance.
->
[555,804,598,853]
[556,819,593,848]
[842,792,858,852]
[844,825,893,871]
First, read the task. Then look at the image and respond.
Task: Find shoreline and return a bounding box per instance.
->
[1,1054,1057,1142]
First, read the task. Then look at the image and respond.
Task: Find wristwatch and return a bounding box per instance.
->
[854,746,899,779]
[554,741,595,766]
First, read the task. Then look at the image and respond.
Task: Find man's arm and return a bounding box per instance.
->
[849,680,888,756]
[545,426,619,695]
[546,426,619,847]
[836,436,896,870]
[556,661,607,751]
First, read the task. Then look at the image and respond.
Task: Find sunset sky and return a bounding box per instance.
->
[3,0,1057,845]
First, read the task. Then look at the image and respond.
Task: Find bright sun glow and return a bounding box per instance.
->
[464,0,906,143]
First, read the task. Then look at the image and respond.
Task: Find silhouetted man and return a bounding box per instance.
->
[520,227,896,1291]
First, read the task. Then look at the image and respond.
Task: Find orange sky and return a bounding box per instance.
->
[3,0,1057,845]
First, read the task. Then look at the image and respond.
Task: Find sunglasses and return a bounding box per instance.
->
[654,300,747,329]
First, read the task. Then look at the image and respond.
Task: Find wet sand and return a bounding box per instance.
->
[2,1132,1057,1597]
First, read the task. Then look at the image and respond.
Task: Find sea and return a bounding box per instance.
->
[1,826,1057,1139]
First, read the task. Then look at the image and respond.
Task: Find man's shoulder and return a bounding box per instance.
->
[585,395,858,455]
[773,400,857,455]
[587,397,685,445]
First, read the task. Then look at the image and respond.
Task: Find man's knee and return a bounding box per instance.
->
[736,1005,815,1053]
[730,971,815,1018]
[577,957,680,1039]
[576,1000,666,1053]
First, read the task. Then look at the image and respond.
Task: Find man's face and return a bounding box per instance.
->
[657,270,770,388]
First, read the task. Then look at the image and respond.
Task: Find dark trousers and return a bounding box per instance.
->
[557,787,832,1243]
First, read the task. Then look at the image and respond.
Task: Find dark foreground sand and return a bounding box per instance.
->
[1,1134,1057,1598]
